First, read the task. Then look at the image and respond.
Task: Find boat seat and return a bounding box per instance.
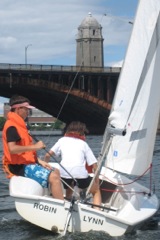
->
[9,176,44,197]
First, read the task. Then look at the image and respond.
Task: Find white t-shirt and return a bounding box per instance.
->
[50,136,97,179]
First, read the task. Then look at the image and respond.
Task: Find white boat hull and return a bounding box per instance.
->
[9,169,159,237]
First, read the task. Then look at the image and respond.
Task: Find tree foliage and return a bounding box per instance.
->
[0,117,6,130]
[0,117,64,131]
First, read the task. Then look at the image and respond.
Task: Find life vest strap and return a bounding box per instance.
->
[2,156,15,179]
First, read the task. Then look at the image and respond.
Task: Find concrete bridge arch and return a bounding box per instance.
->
[0,64,120,134]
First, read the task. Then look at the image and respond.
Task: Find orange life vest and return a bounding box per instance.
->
[2,112,37,178]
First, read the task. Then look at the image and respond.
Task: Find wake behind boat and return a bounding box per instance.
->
[9,0,160,237]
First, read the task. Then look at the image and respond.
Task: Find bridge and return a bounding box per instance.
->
[0,63,120,134]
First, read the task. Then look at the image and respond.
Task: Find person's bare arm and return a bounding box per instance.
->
[92,163,98,172]
[91,163,100,183]
[44,150,54,162]
[8,141,45,154]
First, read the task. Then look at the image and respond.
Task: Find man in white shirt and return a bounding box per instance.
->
[44,121,101,209]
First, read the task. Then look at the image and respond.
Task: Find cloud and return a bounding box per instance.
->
[0,0,137,66]
[111,60,123,67]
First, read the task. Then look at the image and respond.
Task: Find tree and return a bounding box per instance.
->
[0,117,6,130]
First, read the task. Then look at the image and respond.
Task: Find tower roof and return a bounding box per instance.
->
[79,12,101,28]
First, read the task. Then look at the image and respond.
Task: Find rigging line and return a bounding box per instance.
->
[100,188,148,195]
[61,178,79,198]
[149,163,152,195]
[100,164,152,186]
[46,61,84,143]
[56,63,83,121]
[27,64,84,185]
[47,173,79,199]
[62,195,76,236]
[84,134,113,201]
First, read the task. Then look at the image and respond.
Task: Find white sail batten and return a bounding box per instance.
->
[105,0,160,175]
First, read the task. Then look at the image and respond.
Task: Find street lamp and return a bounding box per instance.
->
[25,44,32,65]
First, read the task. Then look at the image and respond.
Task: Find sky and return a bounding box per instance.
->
[0,0,139,113]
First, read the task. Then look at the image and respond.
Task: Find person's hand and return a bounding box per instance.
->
[38,158,53,170]
[34,141,46,150]
[44,151,54,162]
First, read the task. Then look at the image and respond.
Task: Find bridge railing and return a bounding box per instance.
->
[0,63,121,73]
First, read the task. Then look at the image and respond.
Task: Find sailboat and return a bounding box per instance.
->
[9,0,160,237]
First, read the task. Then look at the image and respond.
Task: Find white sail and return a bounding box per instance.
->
[104,0,160,175]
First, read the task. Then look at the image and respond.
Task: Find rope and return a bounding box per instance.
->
[28,61,84,200]
[100,164,153,196]
[84,135,113,200]
[46,62,84,142]
[149,163,152,195]
[56,66,82,121]
[101,188,148,195]
[60,178,79,198]
[100,164,152,186]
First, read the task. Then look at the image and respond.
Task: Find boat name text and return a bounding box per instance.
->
[83,215,104,225]
[33,203,57,213]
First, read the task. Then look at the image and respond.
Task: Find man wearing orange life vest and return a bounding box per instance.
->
[2,95,64,200]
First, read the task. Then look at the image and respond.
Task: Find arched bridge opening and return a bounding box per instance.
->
[0,64,120,134]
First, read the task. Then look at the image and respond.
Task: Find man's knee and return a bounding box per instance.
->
[49,169,60,183]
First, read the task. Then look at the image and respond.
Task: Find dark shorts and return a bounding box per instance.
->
[61,176,92,189]
[8,164,25,176]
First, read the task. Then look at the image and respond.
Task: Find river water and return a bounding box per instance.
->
[0,134,160,240]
